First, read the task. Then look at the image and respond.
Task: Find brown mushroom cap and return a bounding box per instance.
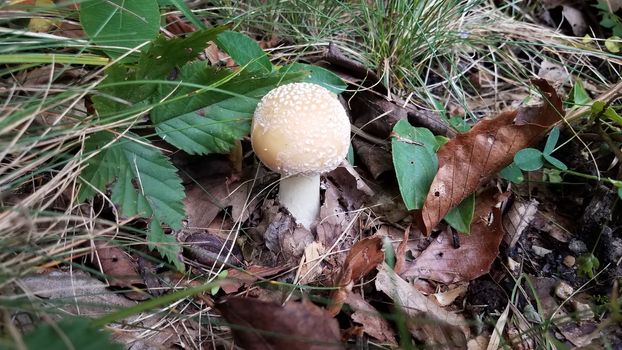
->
[251,83,350,176]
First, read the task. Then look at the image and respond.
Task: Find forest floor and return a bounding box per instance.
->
[1,0,622,349]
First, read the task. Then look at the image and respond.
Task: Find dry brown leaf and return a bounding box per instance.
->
[404,190,505,284]
[421,79,563,234]
[327,235,384,316]
[216,297,343,350]
[183,233,243,268]
[316,178,359,247]
[220,265,289,294]
[393,225,410,275]
[345,291,397,345]
[94,241,143,288]
[433,283,469,307]
[376,264,470,348]
[184,178,250,231]
[503,198,539,248]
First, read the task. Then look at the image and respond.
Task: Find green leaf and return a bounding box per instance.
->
[92,28,226,116]
[618,187,622,200]
[152,62,304,154]
[577,253,600,278]
[23,317,122,350]
[571,80,591,106]
[283,63,347,94]
[347,143,355,165]
[79,132,185,269]
[605,36,621,53]
[391,120,440,210]
[604,106,622,126]
[80,0,160,57]
[543,168,563,183]
[543,153,568,171]
[136,28,225,82]
[444,193,475,234]
[500,163,524,184]
[514,148,544,171]
[215,31,271,73]
[544,127,560,155]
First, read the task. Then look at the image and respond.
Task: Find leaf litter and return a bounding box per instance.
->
[6,3,622,349]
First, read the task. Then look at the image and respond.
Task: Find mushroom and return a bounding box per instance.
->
[251,82,351,228]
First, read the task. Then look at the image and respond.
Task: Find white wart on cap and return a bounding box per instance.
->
[251,82,351,176]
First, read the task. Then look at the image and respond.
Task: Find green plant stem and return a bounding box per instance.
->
[0,54,109,65]
[562,169,622,187]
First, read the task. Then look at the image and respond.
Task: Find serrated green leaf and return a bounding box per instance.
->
[215,31,271,73]
[149,221,184,271]
[544,127,560,155]
[444,193,475,234]
[152,62,305,154]
[514,148,544,171]
[79,131,185,268]
[571,80,591,106]
[136,28,225,82]
[543,153,568,171]
[283,63,347,94]
[22,317,122,350]
[391,120,439,210]
[79,0,160,58]
[500,163,524,184]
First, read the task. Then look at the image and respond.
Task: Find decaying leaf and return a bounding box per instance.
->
[216,297,343,350]
[220,265,289,294]
[345,292,397,345]
[421,79,563,234]
[183,233,243,268]
[327,236,384,316]
[376,264,470,348]
[94,241,143,288]
[184,178,250,231]
[403,190,505,284]
[503,198,539,248]
[317,178,360,247]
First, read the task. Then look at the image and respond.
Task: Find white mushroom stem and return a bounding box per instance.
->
[279,174,320,229]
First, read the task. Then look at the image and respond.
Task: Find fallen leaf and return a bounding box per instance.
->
[316,178,360,247]
[327,236,384,316]
[433,283,469,307]
[537,60,570,84]
[94,242,143,288]
[404,190,505,284]
[216,297,343,350]
[393,225,410,275]
[503,198,539,248]
[220,265,289,294]
[376,264,470,347]
[299,241,325,285]
[351,137,393,179]
[19,270,135,316]
[183,233,243,268]
[184,177,250,231]
[345,292,397,345]
[561,5,587,36]
[421,79,563,234]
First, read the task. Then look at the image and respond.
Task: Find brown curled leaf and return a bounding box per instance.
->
[421,79,563,234]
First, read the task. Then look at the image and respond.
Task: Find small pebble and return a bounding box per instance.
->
[568,239,588,255]
[563,255,576,267]
[532,245,552,257]
[555,281,574,300]
[571,300,595,321]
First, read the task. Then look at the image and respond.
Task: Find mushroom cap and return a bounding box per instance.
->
[251,82,350,176]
